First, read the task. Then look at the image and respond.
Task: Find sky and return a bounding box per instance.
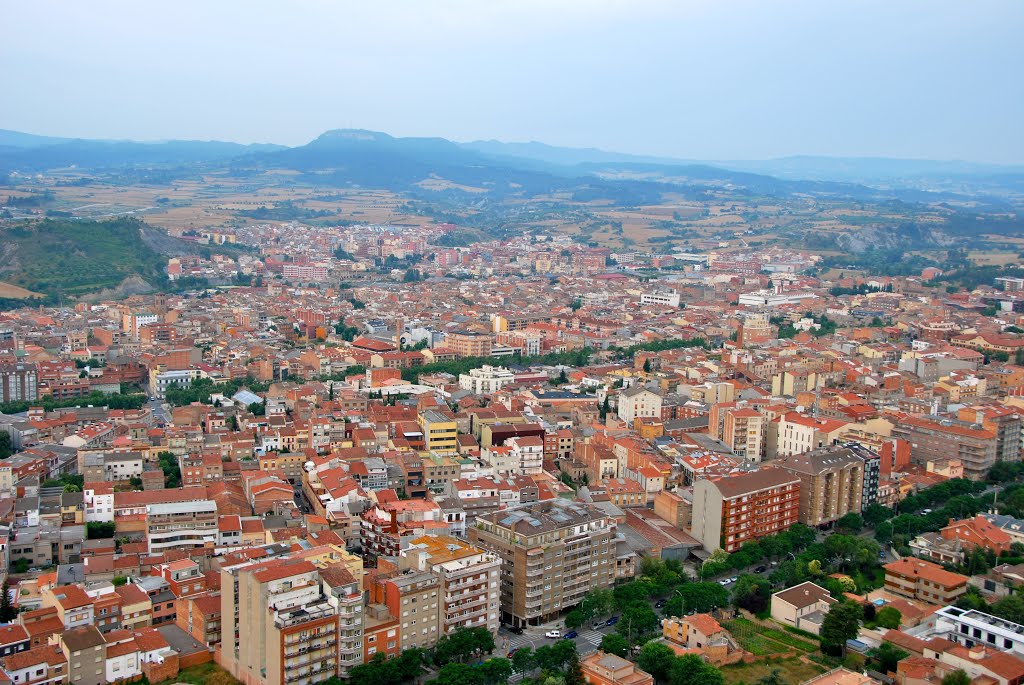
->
[2,1,1022,163]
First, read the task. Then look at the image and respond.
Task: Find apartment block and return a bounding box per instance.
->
[776,445,865,528]
[469,500,617,628]
[145,500,218,554]
[884,558,968,605]
[691,469,801,553]
[401,534,500,637]
[722,408,765,463]
[418,410,458,454]
[890,413,998,480]
[220,558,340,685]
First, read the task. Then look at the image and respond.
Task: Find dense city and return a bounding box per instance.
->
[2,218,1024,685]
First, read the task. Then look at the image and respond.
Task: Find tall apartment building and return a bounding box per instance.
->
[890,414,998,480]
[691,469,801,553]
[379,570,440,651]
[469,500,617,628]
[401,534,501,637]
[145,500,218,554]
[220,558,340,685]
[722,408,765,463]
[0,362,37,403]
[776,445,866,527]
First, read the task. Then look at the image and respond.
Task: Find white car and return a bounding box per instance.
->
[545,630,561,639]
[718,578,731,586]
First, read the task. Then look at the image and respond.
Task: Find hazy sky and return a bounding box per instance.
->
[2,1,1022,162]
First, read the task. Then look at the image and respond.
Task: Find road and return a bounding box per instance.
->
[146,396,170,425]
[498,621,617,663]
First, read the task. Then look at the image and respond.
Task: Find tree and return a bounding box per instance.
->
[0,579,15,622]
[820,601,863,655]
[835,512,863,534]
[0,431,12,459]
[111,575,128,587]
[228,414,239,431]
[433,626,495,665]
[430,663,480,685]
[863,504,894,528]
[667,654,723,685]
[681,582,730,613]
[875,606,902,629]
[992,594,1024,624]
[941,670,971,685]
[637,643,676,683]
[511,647,536,673]
[478,659,512,685]
[617,604,659,643]
[87,521,115,539]
[643,359,652,373]
[755,670,787,685]
[869,642,909,674]
[599,633,629,657]
[534,640,577,672]
[564,654,586,685]
[732,575,772,614]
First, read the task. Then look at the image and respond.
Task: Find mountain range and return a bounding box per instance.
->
[2,127,1023,207]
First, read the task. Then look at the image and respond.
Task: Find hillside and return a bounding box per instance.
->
[0,217,170,299]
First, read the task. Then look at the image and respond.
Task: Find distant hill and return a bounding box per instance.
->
[0,129,74,148]
[0,138,285,173]
[0,217,174,300]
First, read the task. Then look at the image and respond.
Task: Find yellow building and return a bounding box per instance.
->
[418,409,458,454]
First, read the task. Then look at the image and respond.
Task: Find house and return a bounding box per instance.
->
[770,582,837,636]
[661,614,743,666]
[884,558,968,605]
[580,651,654,685]
[940,515,1012,556]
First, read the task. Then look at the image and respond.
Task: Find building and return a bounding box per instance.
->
[469,499,617,628]
[890,414,998,480]
[145,500,218,554]
[770,582,837,636]
[458,366,515,395]
[722,408,765,463]
[617,386,663,425]
[660,614,742,666]
[776,445,866,528]
[446,331,492,359]
[772,412,851,457]
[400,535,501,638]
[691,469,801,552]
[57,626,106,685]
[380,570,439,651]
[884,558,968,605]
[418,410,458,454]
[935,606,1024,656]
[0,362,37,404]
[640,291,680,308]
[940,515,1012,556]
[220,557,340,685]
[580,651,654,685]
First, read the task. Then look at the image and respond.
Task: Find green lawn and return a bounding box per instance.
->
[720,657,826,685]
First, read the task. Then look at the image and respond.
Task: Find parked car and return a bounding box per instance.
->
[718,578,731,586]
[507,649,519,658]
[563,631,578,640]
[729,576,738,584]
[545,629,561,639]
[606,616,619,626]
[591,622,605,630]
[654,599,666,608]
[508,626,524,635]
[754,565,767,574]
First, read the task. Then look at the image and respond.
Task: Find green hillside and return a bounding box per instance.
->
[0,217,167,299]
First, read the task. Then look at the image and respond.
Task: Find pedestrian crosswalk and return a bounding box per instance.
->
[503,628,606,652]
